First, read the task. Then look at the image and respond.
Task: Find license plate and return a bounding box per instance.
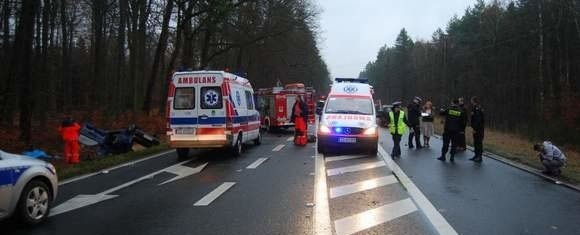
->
[338,137,357,143]
[176,127,196,135]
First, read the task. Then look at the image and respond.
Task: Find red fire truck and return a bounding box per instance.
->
[255,83,316,140]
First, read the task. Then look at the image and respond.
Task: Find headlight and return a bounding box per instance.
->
[319,125,331,134]
[363,127,377,135]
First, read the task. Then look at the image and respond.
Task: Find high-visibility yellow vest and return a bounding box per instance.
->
[389,111,407,134]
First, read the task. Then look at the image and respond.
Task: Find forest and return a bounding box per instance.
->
[361,0,580,148]
[0,0,330,145]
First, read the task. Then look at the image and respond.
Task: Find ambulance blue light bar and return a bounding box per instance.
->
[334,78,369,84]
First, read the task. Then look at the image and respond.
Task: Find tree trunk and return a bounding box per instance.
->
[15,0,39,143]
[143,0,173,112]
[116,0,128,110]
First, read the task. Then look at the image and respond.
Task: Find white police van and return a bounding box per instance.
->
[166,71,261,159]
[317,78,378,155]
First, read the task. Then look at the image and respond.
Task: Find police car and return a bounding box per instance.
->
[317,78,378,155]
[0,150,58,225]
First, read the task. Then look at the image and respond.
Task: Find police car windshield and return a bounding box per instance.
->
[325,97,373,115]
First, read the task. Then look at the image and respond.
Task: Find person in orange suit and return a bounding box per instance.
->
[291,96,308,145]
[59,117,81,164]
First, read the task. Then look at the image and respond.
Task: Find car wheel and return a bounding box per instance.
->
[177,148,190,160]
[17,180,51,225]
[233,136,243,157]
[254,132,262,145]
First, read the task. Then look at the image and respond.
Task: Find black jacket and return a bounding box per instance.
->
[406,103,421,126]
[291,101,308,122]
[470,105,485,131]
[440,104,468,133]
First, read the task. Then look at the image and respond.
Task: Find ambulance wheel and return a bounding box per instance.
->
[17,180,52,225]
[317,144,326,155]
[232,136,243,157]
[177,148,190,160]
[368,146,378,156]
[254,132,262,145]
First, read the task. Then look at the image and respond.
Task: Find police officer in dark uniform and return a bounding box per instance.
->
[456,97,468,151]
[437,99,467,162]
[407,96,423,149]
[469,96,485,162]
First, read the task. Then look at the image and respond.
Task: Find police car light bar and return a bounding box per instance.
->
[334,78,369,84]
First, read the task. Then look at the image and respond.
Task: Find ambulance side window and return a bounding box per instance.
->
[245,90,254,110]
[201,87,223,109]
[174,87,195,110]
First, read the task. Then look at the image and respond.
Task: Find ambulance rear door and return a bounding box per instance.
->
[170,74,198,136]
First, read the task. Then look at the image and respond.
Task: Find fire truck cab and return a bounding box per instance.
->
[255,83,316,141]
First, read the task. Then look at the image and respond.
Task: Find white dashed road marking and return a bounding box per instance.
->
[333,198,418,235]
[326,161,386,176]
[194,182,236,206]
[272,144,285,152]
[246,157,269,169]
[329,175,398,199]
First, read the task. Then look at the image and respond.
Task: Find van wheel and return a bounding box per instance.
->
[368,146,378,156]
[177,148,189,160]
[17,180,51,225]
[317,144,326,155]
[232,136,243,157]
[254,132,262,145]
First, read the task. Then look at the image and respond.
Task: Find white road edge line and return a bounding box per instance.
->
[59,150,174,186]
[246,157,269,169]
[326,161,386,176]
[193,182,236,206]
[333,198,417,235]
[314,152,332,235]
[272,144,285,152]
[324,155,367,163]
[330,175,398,199]
[378,145,458,235]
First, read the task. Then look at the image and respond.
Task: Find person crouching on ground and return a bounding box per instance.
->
[59,117,81,164]
[534,141,567,176]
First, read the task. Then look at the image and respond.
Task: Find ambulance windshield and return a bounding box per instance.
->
[325,97,373,115]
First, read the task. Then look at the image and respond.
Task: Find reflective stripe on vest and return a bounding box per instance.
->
[389,111,407,134]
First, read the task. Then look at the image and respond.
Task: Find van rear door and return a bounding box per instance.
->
[171,83,197,135]
[197,74,225,128]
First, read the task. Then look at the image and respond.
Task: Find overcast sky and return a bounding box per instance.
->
[317,0,479,79]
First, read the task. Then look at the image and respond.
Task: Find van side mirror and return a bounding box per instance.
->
[316,108,322,115]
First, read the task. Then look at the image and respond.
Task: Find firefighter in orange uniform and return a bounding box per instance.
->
[59,117,81,164]
[291,96,308,145]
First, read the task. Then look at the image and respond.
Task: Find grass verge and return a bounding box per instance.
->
[433,118,580,185]
[55,144,170,181]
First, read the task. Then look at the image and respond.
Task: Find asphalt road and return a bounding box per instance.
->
[3,128,580,235]
[379,130,580,235]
